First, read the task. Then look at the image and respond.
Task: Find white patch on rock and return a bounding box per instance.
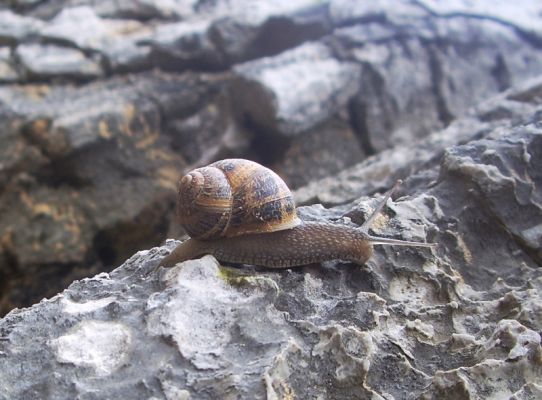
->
[406,318,435,339]
[146,255,285,370]
[50,320,132,376]
[264,340,301,400]
[480,319,541,361]
[15,43,103,77]
[146,257,241,369]
[451,333,479,350]
[61,296,115,314]
[388,275,441,305]
[521,223,542,248]
[313,325,374,381]
[161,381,191,400]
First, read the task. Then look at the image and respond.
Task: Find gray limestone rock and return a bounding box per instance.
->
[89,0,192,19]
[141,0,331,71]
[442,126,542,255]
[0,71,217,315]
[165,95,249,167]
[144,19,222,71]
[333,1,542,153]
[415,0,542,38]
[272,115,367,189]
[15,43,103,80]
[207,0,330,64]
[294,76,542,206]
[38,6,153,73]
[0,47,18,82]
[40,6,111,51]
[0,9,43,43]
[232,42,361,137]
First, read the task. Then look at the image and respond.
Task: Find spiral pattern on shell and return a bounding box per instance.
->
[176,159,301,240]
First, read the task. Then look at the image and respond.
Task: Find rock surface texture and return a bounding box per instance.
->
[2,0,542,314]
[0,0,542,398]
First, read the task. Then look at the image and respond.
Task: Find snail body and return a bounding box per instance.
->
[159,222,373,268]
[158,159,434,270]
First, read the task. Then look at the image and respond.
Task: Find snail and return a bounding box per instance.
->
[156,159,434,271]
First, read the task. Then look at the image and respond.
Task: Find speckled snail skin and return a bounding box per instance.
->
[157,159,434,270]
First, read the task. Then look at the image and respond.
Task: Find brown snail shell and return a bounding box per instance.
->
[176,159,301,240]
